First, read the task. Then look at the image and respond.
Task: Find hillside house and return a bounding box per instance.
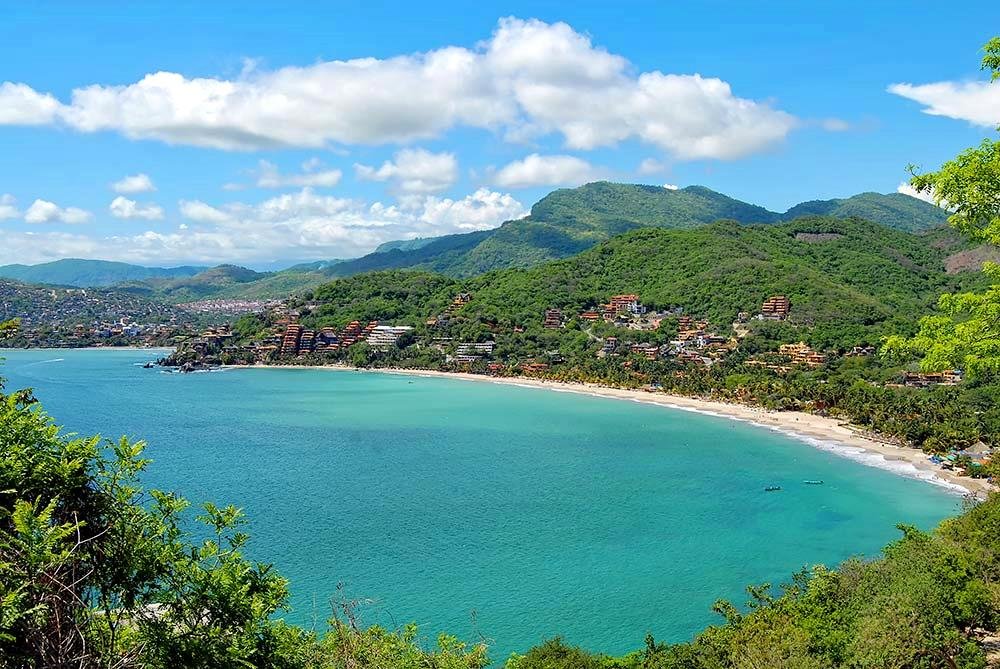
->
[759,295,791,321]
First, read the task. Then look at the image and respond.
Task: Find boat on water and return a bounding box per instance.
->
[764,486,782,492]
[803,480,824,485]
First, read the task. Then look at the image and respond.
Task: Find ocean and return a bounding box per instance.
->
[0,348,958,662]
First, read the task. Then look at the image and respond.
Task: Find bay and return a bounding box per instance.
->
[0,348,958,662]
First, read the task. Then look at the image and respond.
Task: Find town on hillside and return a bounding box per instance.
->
[162,290,962,392]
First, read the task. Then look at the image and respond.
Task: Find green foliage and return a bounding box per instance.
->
[885,263,1000,379]
[887,37,1000,380]
[0,318,17,338]
[911,139,1000,245]
[984,36,1000,82]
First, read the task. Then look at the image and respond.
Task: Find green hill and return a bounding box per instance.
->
[781,191,949,232]
[296,217,982,350]
[0,259,206,287]
[320,183,952,280]
[372,237,439,253]
[118,264,270,302]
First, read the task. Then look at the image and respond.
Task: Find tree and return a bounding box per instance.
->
[884,38,1000,378]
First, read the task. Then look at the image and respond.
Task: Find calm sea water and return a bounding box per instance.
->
[1,349,958,662]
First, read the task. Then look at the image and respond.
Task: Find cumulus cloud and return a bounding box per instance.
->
[254,159,342,188]
[493,153,601,189]
[179,200,232,224]
[24,199,92,224]
[0,194,19,220]
[112,173,156,194]
[109,195,164,220]
[0,18,797,160]
[889,80,1000,127]
[0,187,523,265]
[663,183,679,190]
[355,148,458,194]
[416,188,526,232]
[0,82,61,125]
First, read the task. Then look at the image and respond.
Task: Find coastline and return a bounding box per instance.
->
[231,363,991,498]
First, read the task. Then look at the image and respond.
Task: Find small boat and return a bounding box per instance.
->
[803,480,824,485]
[764,486,782,492]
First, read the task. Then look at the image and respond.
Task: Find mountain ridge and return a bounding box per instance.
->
[0,258,207,288]
[3,184,952,301]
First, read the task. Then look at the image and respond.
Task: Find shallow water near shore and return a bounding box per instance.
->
[1,349,959,661]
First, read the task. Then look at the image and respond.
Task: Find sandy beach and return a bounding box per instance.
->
[234,363,992,498]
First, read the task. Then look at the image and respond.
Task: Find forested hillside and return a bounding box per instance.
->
[319,183,951,279]
[286,217,981,351]
[783,191,951,232]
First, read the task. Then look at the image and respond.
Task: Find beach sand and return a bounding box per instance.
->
[235,363,992,498]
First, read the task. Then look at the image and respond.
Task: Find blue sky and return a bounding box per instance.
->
[0,1,996,268]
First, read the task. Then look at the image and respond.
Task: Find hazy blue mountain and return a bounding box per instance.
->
[0,259,207,287]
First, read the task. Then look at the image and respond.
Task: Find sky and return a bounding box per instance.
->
[0,1,997,269]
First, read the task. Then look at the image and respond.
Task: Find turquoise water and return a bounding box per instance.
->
[1,349,958,661]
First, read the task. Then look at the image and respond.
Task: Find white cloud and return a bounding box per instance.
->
[254,160,343,188]
[0,18,797,160]
[493,153,601,189]
[179,200,232,224]
[417,188,526,233]
[897,182,939,205]
[637,158,665,175]
[109,195,164,220]
[0,82,61,125]
[24,199,92,224]
[0,187,524,265]
[111,173,156,194]
[663,183,679,190]
[889,80,1000,127]
[355,148,458,194]
[0,194,19,220]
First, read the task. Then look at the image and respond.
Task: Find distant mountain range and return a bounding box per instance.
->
[1,183,952,302]
[0,259,207,288]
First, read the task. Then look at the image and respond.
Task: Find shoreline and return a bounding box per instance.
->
[229,363,991,498]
